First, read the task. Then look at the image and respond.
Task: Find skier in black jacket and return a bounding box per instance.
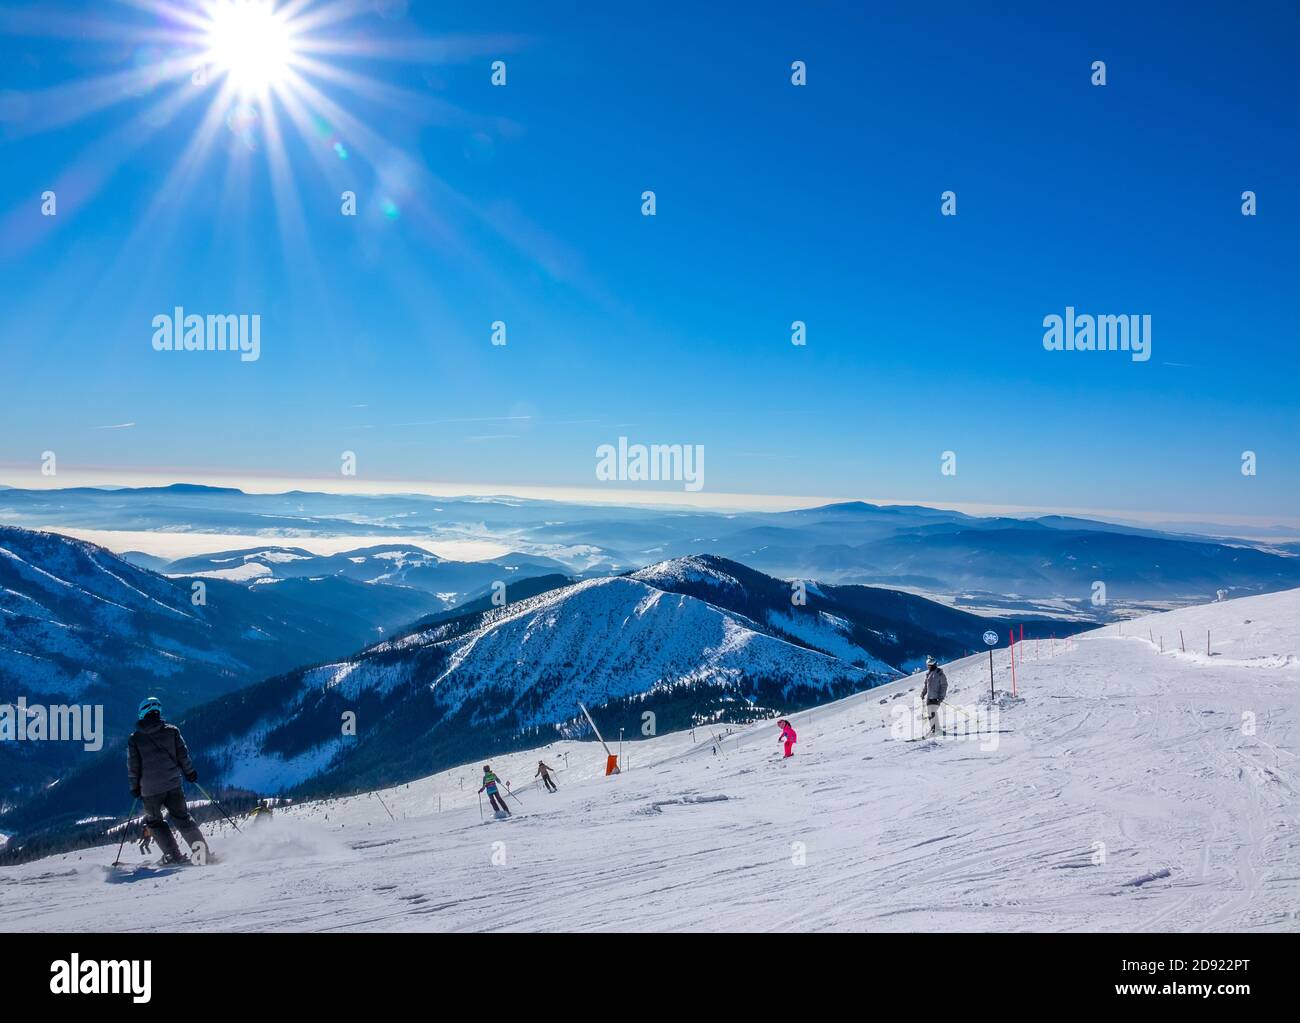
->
[127,696,209,863]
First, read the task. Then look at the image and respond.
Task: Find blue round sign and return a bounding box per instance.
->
[983,630,999,647]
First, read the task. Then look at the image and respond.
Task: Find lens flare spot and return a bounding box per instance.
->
[225,102,262,149]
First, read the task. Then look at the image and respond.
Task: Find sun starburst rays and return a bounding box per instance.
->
[0,0,563,324]
[0,1,425,271]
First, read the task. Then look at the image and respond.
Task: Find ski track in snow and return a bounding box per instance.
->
[2,590,1298,932]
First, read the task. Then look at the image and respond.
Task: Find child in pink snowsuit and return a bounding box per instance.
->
[778,719,797,758]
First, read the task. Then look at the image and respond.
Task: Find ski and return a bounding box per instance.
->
[902,728,1014,742]
[103,858,194,881]
[941,728,1014,736]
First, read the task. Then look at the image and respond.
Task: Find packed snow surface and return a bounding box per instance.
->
[1,589,1297,932]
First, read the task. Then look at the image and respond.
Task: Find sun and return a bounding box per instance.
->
[202,0,297,97]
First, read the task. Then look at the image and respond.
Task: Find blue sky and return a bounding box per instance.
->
[0,0,1296,522]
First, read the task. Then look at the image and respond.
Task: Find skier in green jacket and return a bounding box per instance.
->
[478,765,511,815]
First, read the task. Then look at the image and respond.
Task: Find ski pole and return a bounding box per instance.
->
[111,798,139,866]
[189,780,243,833]
[477,792,484,822]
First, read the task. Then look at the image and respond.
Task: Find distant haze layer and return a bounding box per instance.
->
[43,527,514,562]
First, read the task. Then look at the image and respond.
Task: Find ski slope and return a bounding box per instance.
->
[2,589,1297,932]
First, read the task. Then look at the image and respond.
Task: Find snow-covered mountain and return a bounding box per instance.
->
[203,573,891,795]
[627,554,1060,671]
[157,544,569,607]
[740,524,1300,600]
[0,528,446,802]
[4,587,1295,931]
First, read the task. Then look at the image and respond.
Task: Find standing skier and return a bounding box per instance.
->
[535,760,557,793]
[479,765,511,815]
[138,824,153,856]
[127,696,209,863]
[922,656,948,735]
[777,719,797,758]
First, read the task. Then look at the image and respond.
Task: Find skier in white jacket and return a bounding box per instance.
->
[921,656,949,735]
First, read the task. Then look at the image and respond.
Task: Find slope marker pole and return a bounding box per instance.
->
[372,790,396,822]
[1009,630,1017,697]
[579,701,620,774]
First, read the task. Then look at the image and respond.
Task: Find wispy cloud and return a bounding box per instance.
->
[361,415,533,430]
[93,422,136,430]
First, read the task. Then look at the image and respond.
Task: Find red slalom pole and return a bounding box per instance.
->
[1009,629,1017,696]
